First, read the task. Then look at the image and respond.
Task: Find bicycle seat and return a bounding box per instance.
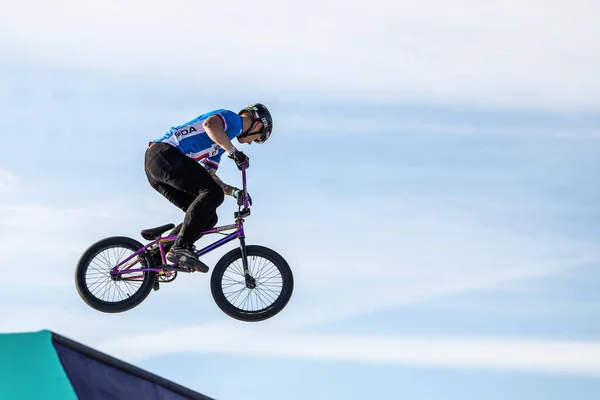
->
[140,223,175,241]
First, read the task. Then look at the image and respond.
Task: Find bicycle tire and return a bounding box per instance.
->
[74,236,156,313]
[210,245,294,322]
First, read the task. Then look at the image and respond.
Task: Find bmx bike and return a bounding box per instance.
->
[74,168,294,322]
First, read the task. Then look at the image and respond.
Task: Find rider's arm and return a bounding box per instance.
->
[204,166,237,196]
[203,115,235,152]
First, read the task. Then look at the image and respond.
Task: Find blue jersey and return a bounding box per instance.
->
[151,109,243,171]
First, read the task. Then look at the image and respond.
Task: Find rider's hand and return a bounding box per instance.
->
[233,189,252,206]
[228,148,249,170]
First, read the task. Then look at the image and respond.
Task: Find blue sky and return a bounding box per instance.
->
[1,1,600,399]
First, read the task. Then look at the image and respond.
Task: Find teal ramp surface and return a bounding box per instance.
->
[0,330,78,400]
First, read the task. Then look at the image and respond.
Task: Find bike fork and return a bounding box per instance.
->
[238,234,256,289]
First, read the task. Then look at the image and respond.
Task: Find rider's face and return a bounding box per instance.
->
[237,120,264,144]
[237,132,263,144]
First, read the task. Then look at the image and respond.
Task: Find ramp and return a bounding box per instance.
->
[0,330,214,400]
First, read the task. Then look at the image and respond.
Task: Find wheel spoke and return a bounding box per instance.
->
[219,251,287,314]
[82,243,151,305]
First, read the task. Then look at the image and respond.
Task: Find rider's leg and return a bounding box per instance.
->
[166,187,222,272]
[168,213,218,241]
[148,180,223,249]
[143,178,192,265]
[145,143,223,235]
[176,190,222,246]
[147,180,193,214]
[144,143,224,271]
[146,180,218,266]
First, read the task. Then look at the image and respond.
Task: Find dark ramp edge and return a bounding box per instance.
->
[50,332,215,400]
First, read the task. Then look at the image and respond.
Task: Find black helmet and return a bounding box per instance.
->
[238,103,273,143]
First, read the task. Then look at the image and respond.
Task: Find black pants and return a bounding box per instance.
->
[144,142,224,248]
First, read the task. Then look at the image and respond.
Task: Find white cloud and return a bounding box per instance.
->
[0,169,18,193]
[283,114,600,139]
[0,171,147,289]
[96,321,600,376]
[0,303,194,347]
[1,0,599,110]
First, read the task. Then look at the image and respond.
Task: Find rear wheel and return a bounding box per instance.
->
[210,245,294,322]
[75,236,156,313]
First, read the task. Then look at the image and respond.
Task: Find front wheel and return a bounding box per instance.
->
[210,245,294,322]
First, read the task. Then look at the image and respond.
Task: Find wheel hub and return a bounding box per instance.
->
[110,272,122,281]
[245,275,256,289]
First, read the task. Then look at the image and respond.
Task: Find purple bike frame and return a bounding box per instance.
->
[111,168,250,277]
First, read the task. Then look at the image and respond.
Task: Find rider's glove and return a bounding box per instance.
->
[233,189,252,206]
[228,147,249,170]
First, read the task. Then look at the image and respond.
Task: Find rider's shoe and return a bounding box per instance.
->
[166,244,209,273]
